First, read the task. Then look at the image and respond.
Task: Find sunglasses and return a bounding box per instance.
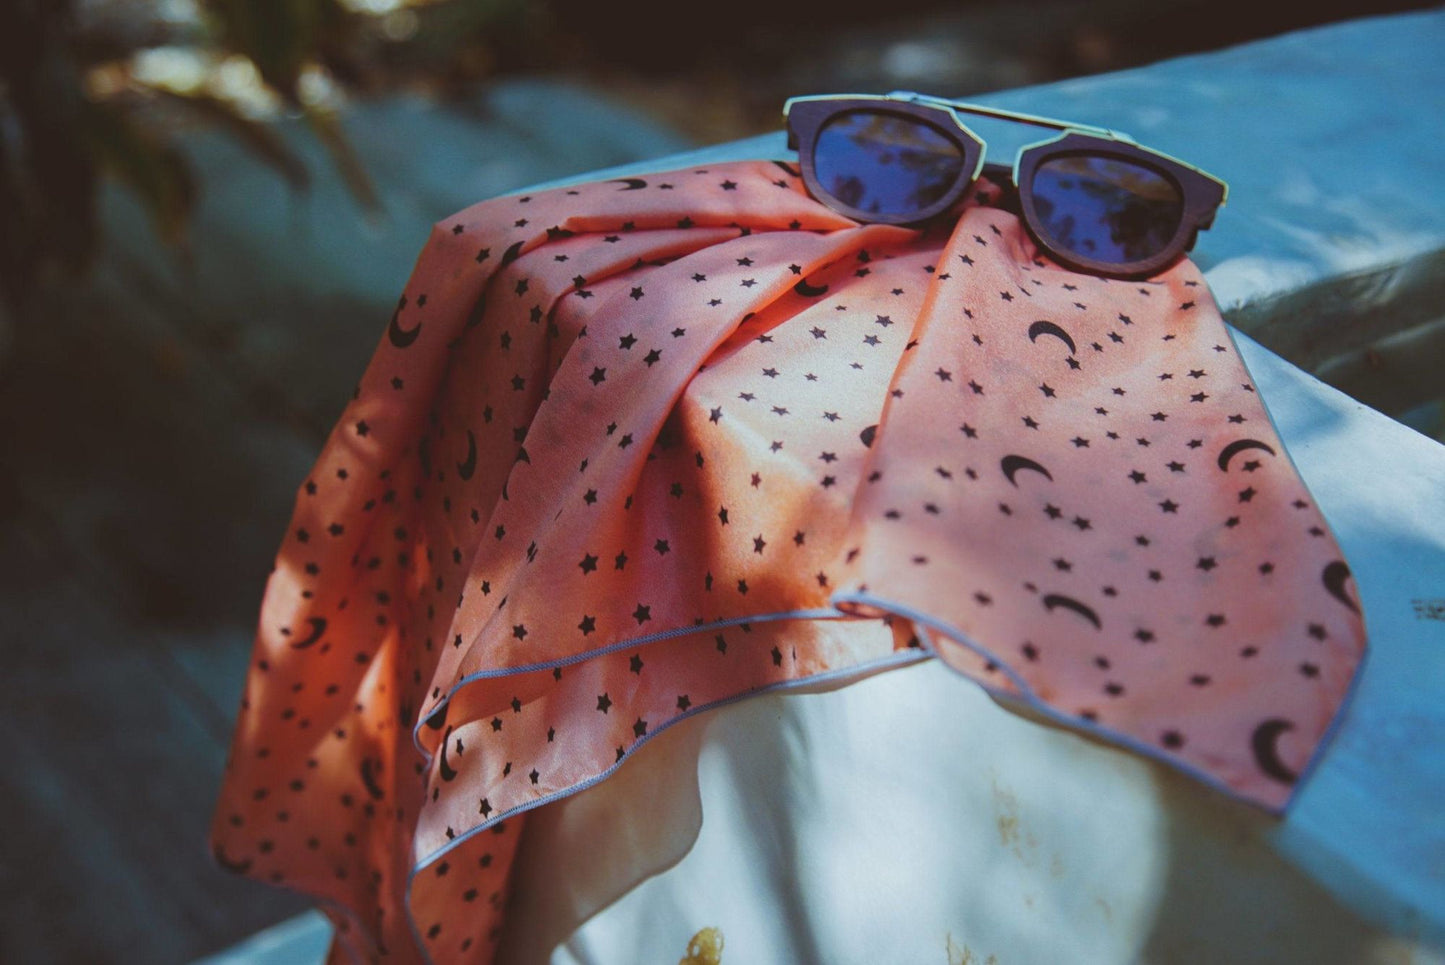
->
[784,91,1227,279]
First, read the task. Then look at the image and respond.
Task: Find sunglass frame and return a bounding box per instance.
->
[783,92,1228,280]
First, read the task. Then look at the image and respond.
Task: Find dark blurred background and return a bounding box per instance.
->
[0,1,1438,962]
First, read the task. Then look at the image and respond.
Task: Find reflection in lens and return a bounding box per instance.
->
[1029,155,1183,266]
[813,111,965,219]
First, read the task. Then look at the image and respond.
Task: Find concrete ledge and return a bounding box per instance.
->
[543,10,1445,432]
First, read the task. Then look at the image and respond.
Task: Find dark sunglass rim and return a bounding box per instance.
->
[1014,132,1224,277]
[785,95,1227,279]
[787,98,985,226]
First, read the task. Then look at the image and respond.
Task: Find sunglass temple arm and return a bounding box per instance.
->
[885,91,1135,142]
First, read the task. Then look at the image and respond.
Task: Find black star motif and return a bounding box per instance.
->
[578,615,596,635]
[579,553,598,574]
[632,603,651,624]
[630,654,644,674]
[633,718,648,738]
[596,693,611,713]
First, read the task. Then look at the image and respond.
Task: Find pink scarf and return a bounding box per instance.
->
[211,161,1366,963]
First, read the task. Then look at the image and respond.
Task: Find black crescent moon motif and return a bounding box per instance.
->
[424,702,449,731]
[859,424,878,448]
[794,278,829,298]
[1217,438,1277,471]
[1322,560,1361,614]
[438,725,459,782]
[612,178,648,191]
[500,240,525,266]
[456,430,477,480]
[360,758,385,801]
[1001,454,1054,487]
[1027,320,1077,356]
[1042,593,1102,630]
[290,617,327,649]
[773,160,801,178]
[388,301,421,348]
[213,844,252,874]
[1251,718,1299,784]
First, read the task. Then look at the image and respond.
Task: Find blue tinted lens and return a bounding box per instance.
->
[813,111,965,219]
[1030,155,1183,265]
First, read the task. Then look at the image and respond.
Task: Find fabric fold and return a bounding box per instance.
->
[210,160,1365,964]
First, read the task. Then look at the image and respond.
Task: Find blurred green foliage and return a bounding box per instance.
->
[0,0,541,315]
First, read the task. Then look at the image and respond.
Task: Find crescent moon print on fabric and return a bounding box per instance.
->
[360,757,386,800]
[1217,437,1277,471]
[612,178,649,191]
[1322,560,1362,614]
[209,159,1366,964]
[387,298,421,348]
[1001,454,1053,487]
[1251,718,1300,785]
[288,616,326,649]
[437,726,459,782]
[212,844,252,874]
[456,430,477,481]
[1027,319,1077,356]
[1042,593,1103,630]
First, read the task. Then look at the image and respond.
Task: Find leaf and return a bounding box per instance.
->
[201,0,352,102]
[79,98,196,249]
[150,86,310,191]
[304,104,379,215]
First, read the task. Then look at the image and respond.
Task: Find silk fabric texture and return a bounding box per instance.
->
[210,160,1367,963]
